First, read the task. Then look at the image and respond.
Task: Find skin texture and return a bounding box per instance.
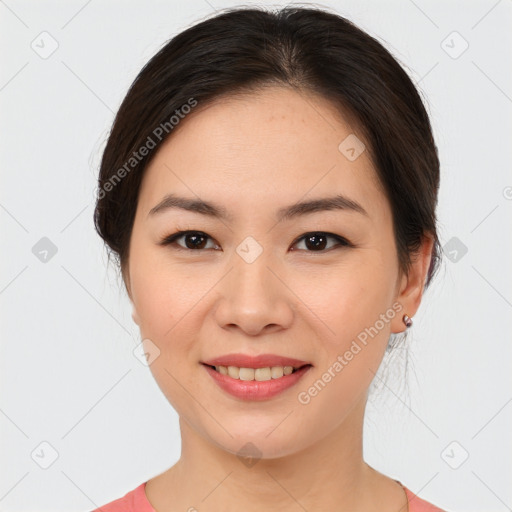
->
[125,86,433,512]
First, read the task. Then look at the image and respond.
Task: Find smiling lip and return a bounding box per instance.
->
[201,353,311,368]
[202,363,312,401]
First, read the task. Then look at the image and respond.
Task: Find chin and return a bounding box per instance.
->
[210,429,307,462]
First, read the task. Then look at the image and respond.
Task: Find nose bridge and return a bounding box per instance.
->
[231,238,278,302]
[213,237,293,334]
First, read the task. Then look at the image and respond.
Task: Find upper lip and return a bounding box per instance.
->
[202,353,312,369]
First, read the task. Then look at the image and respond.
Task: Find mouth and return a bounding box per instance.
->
[202,362,312,381]
[201,362,313,401]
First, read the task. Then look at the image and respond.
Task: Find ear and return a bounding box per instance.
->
[391,233,434,334]
[131,306,141,326]
[122,262,140,326]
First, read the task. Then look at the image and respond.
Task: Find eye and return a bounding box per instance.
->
[159,230,220,251]
[159,230,352,253]
[291,232,352,252]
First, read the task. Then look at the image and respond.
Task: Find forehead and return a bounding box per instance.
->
[137,86,389,223]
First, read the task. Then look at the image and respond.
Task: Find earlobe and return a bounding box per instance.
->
[132,307,140,326]
[122,266,140,325]
[391,234,434,333]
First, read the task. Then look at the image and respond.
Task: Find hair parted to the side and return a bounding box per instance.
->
[93,6,442,356]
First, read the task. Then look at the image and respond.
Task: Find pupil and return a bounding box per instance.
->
[305,234,326,251]
[186,233,206,249]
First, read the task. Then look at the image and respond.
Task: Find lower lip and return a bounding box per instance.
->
[202,364,312,401]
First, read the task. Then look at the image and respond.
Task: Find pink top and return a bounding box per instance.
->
[91,480,447,511]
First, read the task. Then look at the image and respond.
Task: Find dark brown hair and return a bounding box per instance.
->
[94,5,442,299]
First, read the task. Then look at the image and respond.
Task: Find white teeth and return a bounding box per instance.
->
[214,365,298,381]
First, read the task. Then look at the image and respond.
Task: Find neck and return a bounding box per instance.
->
[145,397,406,512]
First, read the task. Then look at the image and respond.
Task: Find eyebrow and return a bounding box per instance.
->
[148,193,369,221]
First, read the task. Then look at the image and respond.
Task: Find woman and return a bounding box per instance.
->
[92,5,447,511]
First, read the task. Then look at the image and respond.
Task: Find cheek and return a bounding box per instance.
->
[291,259,394,344]
[131,264,203,407]
[131,271,176,338]
[295,282,393,423]
[130,244,205,339]
[129,257,218,391]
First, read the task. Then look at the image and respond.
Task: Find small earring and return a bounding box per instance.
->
[402,314,413,328]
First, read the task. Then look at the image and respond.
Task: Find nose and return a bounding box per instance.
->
[213,252,294,337]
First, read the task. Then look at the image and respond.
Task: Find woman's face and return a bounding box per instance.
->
[126,86,425,459]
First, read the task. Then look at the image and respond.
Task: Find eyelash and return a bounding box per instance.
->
[158,230,353,253]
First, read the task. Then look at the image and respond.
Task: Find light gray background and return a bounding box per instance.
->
[1,1,511,511]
